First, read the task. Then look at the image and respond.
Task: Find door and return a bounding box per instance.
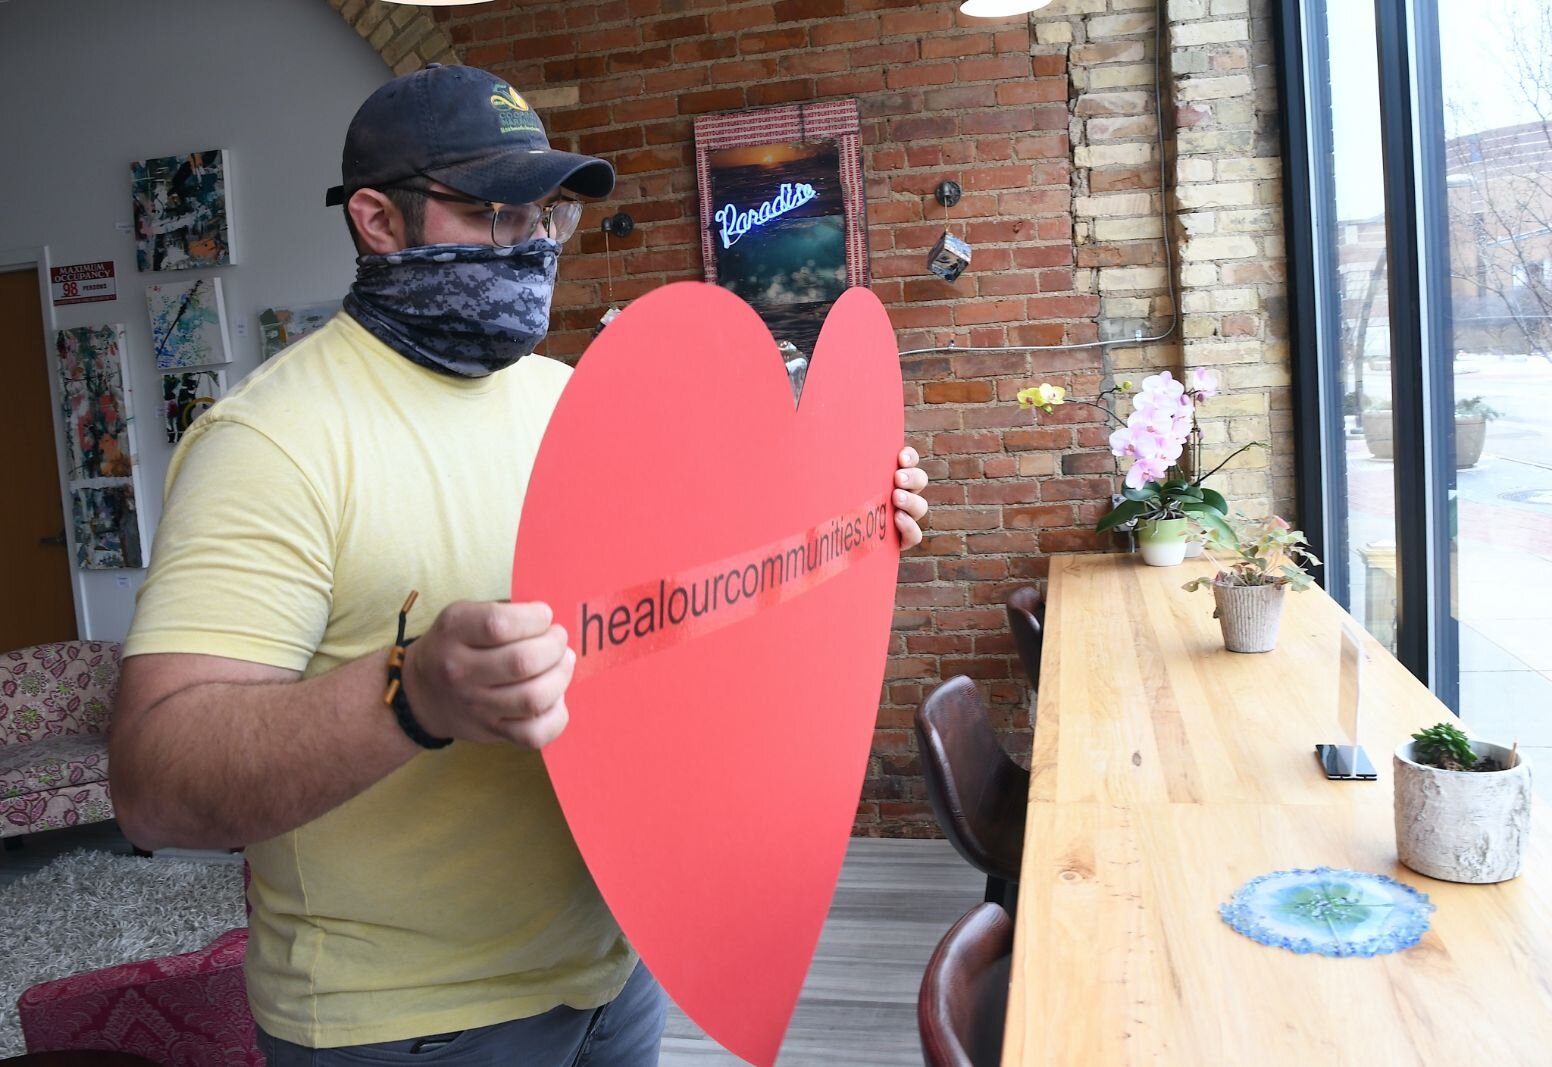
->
[0,267,78,648]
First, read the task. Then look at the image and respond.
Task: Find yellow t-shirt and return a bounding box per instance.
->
[125,314,635,1047]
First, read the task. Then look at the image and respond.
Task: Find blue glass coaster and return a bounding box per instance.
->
[1219,866,1434,957]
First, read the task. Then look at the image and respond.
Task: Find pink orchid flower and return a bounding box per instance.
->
[1109,426,1138,458]
[1140,370,1185,401]
[1188,367,1220,399]
[1125,458,1164,488]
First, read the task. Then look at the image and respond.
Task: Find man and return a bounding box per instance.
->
[110,64,930,1065]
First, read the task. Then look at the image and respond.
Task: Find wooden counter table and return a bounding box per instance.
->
[1001,553,1552,1066]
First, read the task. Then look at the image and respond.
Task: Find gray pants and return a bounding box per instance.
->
[256,962,667,1066]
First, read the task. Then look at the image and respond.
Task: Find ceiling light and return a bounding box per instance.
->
[959,0,1055,16]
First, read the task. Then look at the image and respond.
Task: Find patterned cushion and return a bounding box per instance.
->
[0,641,120,838]
[0,779,112,838]
[0,641,121,745]
[18,927,262,1065]
[0,733,109,798]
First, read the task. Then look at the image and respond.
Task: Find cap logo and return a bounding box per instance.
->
[490,83,541,135]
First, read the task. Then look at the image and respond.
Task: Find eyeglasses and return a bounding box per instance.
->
[389,184,584,248]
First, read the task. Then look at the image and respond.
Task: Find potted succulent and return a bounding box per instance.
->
[1453,396,1500,469]
[1018,369,1253,567]
[1394,721,1531,883]
[1182,514,1319,652]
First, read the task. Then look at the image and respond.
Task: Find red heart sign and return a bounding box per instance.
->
[512,282,903,1065]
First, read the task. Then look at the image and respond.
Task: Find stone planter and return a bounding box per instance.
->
[1136,517,1188,567]
[1211,581,1286,653]
[1363,411,1393,459]
[1455,415,1487,469]
[1366,411,1489,469]
[1394,740,1531,883]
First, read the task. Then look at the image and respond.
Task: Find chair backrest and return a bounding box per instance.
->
[0,640,122,745]
[919,901,1015,1067]
[914,676,1029,884]
[1005,586,1045,694]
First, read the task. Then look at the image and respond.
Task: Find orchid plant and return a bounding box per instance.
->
[1181,514,1320,592]
[1018,367,1257,541]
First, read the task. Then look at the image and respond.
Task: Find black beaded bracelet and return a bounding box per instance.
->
[384,593,453,751]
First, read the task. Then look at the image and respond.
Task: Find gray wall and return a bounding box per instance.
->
[0,0,387,640]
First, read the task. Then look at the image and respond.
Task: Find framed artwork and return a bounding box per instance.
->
[131,149,233,271]
[70,484,145,569]
[146,277,231,369]
[161,368,225,444]
[258,302,337,360]
[694,102,869,362]
[55,324,133,481]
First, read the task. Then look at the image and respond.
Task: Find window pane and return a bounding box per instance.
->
[1314,2,1400,649]
[1438,0,1552,749]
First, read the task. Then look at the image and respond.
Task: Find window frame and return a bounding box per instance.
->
[1275,0,1461,707]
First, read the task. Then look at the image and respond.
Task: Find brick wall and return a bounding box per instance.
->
[1037,0,1291,518]
[330,0,461,73]
[1168,0,1293,515]
[329,0,1292,835]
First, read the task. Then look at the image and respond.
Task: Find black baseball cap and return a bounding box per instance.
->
[324,64,615,208]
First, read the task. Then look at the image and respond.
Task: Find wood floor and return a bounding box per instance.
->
[1,824,983,1065]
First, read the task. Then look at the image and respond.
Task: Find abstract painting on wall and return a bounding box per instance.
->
[146,277,231,369]
[258,302,336,360]
[56,324,133,481]
[70,485,145,569]
[131,149,233,271]
[161,368,225,444]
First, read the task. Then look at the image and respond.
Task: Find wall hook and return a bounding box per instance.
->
[934,181,962,208]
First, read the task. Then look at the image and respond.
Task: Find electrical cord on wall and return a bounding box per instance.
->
[897,0,1177,358]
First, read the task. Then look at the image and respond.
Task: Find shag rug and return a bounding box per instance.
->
[0,849,245,1057]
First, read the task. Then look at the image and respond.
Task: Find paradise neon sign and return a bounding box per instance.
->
[713,182,817,249]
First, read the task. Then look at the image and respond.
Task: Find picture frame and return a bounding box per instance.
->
[693,102,869,363]
[131,148,235,272]
[160,368,226,444]
[258,302,337,360]
[146,277,232,369]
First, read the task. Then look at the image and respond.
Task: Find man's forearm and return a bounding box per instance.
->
[111,653,420,850]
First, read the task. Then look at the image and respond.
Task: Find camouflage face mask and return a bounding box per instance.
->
[343,239,559,377]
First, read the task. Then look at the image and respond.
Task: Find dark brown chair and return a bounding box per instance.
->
[915,676,1029,913]
[1005,586,1045,696]
[918,901,1015,1067]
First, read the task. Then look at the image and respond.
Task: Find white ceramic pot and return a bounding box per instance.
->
[1211,581,1286,653]
[1183,538,1204,558]
[1394,740,1532,883]
[1136,518,1188,567]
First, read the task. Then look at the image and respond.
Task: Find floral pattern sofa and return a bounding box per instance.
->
[0,640,120,839]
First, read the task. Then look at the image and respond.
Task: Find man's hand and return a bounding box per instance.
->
[403,600,574,749]
[894,446,930,550]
